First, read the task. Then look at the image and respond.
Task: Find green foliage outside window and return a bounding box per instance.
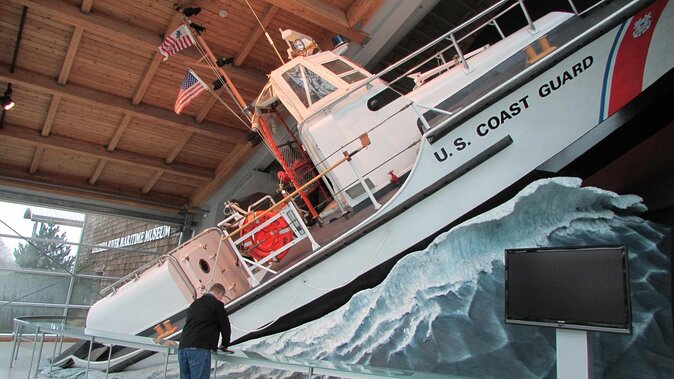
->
[13,223,74,271]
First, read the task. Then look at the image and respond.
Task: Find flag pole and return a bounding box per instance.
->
[182,19,248,112]
[206,87,252,129]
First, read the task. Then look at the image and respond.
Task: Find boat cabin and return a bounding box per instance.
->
[252,49,422,218]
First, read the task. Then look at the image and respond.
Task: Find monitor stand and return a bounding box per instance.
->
[556,329,591,379]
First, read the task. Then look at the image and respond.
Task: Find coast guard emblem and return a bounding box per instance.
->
[632,12,652,38]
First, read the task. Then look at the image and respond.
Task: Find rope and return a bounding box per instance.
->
[190,39,251,126]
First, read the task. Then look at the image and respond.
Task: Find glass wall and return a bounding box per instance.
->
[0,200,180,334]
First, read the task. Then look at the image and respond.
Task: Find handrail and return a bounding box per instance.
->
[302,0,521,123]
[12,316,455,378]
[375,0,514,81]
[396,2,521,84]
[423,0,640,143]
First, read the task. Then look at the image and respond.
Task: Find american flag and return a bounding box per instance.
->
[174,70,207,114]
[158,24,195,60]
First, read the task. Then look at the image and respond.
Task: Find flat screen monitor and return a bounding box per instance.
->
[505,245,631,334]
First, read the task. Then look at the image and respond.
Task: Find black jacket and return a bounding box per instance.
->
[179,293,231,351]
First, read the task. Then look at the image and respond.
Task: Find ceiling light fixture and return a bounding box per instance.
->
[181,7,201,17]
[216,57,234,67]
[212,77,225,90]
[0,84,14,111]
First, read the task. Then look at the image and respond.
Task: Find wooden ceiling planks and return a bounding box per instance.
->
[114,117,187,160]
[174,132,236,170]
[91,0,176,35]
[0,0,381,216]
[3,87,52,131]
[50,98,126,146]
[0,138,35,169]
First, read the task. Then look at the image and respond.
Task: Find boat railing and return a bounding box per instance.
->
[218,196,320,286]
[392,0,527,84]
[215,140,379,286]
[307,0,605,127]
[387,0,606,86]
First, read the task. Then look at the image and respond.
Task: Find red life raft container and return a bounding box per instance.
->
[240,210,293,261]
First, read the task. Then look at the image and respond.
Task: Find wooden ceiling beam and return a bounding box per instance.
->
[10,0,161,51]
[132,53,162,106]
[10,0,267,91]
[29,94,63,175]
[0,162,189,211]
[29,146,44,175]
[0,123,213,181]
[263,0,369,44]
[0,64,248,143]
[41,95,61,137]
[107,113,132,152]
[142,170,164,194]
[234,5,279,67]
[165,131,193,164]
[89,158,107,185]
[80,0,93,13]
[132,12,184,105]
[58,27,83,85]
[195,96,217,124]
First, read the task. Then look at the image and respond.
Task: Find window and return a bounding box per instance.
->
[282,64,337,108]
[322,59,367,84]
[322,60,352,75]
[342,71,367,83]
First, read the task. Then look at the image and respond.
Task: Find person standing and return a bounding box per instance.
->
[178,283,231,379]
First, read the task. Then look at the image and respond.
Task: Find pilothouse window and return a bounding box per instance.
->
[322,60,352,75]
[322,59,367,84]
[282,64,336,108]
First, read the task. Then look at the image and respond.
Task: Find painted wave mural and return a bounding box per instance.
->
[41,177,673,378]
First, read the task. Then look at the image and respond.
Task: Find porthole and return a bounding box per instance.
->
[199,259,210,274]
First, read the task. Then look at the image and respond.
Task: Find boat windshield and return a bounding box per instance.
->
[281,64,337,108]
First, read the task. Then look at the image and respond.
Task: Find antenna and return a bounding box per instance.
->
[244,0,285,65]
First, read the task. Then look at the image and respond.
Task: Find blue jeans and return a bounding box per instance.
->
[178,348,211,379]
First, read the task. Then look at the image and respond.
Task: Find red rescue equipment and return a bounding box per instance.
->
[240,210,293,261]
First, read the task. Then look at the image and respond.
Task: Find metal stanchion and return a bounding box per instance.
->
[50,336,59,375]
[33,331,46,378]
[163,350,171,379]
[9,322,20,368]
[86,337,94,378]
[105,343,113,379]
[28,327,40,378]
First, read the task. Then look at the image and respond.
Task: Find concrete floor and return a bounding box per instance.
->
[0,339,190,378]
[1,339,67,378]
